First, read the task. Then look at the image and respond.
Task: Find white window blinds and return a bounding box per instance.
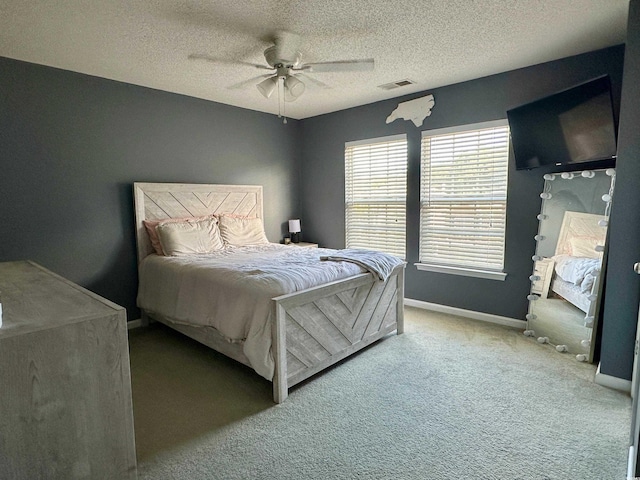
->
[420,120,509,271]
[345,135,407,258]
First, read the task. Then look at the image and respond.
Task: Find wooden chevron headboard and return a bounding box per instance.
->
[554,211,606,259]
[133,182,263,263]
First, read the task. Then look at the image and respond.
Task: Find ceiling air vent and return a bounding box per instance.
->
[377,79,416,90]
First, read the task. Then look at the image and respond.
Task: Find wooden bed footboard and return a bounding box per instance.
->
[271,263,405,403]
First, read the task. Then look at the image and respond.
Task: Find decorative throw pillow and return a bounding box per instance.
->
[218,215,269,246]
[156,217,224,256]
[143,215,216,255]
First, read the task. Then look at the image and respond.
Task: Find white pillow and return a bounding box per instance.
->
[156,217,224,256]
[218,215,268,246]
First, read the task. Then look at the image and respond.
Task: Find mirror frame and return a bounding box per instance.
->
[524,168,616,362]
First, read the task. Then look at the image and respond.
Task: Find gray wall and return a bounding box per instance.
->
[599,0,640,380]
[0,57,301,318]
[298,46,627,367]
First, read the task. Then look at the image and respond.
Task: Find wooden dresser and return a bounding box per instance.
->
[0,261,137,479]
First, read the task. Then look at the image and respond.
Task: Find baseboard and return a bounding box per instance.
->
[404,298,526,329]
[595,362,632,394]
[127,319,143,330]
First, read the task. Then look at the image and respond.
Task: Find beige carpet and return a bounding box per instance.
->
[128,307,631,479]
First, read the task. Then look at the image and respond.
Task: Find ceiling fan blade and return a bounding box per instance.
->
[188,53,272,70]
[272,30,302,64]
[227,74,274,90]
[302,58,375,73]
[295,73,331,89]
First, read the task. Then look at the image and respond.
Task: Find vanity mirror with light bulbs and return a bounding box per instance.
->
[524,168,615,361]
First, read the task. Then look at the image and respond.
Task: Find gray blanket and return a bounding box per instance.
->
[320,248,404,281]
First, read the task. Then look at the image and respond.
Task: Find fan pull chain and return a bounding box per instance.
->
[281,76,287,124]
[277,76,283,119]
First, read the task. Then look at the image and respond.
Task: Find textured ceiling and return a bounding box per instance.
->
[0,0,629,120]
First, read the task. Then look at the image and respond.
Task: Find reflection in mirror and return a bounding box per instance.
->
[524,168,615,361]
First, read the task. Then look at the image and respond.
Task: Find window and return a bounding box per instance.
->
[345,135,407,258]
[418,120,509,280]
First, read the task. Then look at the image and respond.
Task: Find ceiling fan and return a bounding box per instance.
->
[189,31,374,121]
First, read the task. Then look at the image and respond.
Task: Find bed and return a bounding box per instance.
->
[549,211,606,316]
[133,182,405,403]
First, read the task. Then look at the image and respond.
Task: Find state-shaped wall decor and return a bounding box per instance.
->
[386,94,435,127]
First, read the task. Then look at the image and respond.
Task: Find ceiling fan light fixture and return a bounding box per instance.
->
[257,76,278,98]
[284,75,305,102]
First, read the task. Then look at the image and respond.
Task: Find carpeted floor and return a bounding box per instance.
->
[128,307,631,480]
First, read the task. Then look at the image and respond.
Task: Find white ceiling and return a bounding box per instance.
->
[0,0,629,120]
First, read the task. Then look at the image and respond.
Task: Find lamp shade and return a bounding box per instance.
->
[257,76,278,99]
[284,75,305,102]
[288,219,301,233]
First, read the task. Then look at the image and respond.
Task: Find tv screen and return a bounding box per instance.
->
[507,75,617,171]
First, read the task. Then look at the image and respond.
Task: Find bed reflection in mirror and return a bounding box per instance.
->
[524,168,615,361]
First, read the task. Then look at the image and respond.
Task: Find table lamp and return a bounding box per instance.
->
[288,219,301,243]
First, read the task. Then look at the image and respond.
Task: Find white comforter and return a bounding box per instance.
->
[137,244,367,380]
[552,254,600,293]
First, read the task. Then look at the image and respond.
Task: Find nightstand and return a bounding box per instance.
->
[531,257,555,298]
[290,242,318,248]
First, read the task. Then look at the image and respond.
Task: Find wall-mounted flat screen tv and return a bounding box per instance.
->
[507,75,617,171]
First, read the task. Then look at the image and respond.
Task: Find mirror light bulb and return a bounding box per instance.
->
[534,234,544,241]
[561,172,574,179]
[532,255,542,261]
[606,168,616,177]
[527,294,540,301]
[540,192,552,199]
[581,170,595,178]
[602,193,612,202]
[537,214,547,221]
[543,174,555,181]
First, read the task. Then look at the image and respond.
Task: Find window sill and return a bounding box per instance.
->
[415,263,507,281]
